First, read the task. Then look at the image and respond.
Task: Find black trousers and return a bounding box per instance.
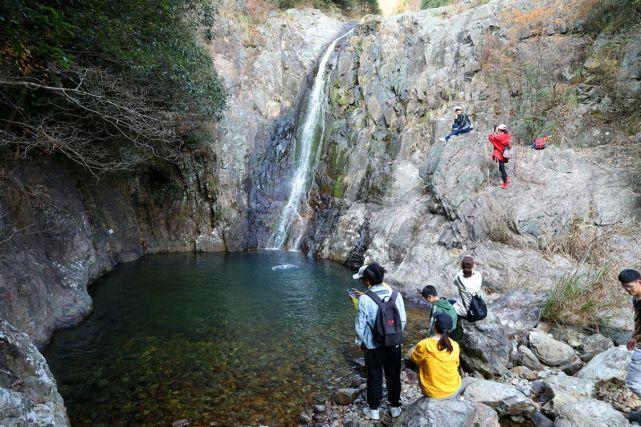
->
[365,346,402,410]
[498,161,508,183]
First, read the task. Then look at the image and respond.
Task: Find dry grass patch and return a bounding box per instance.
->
[539,217,614,263]
[542,266,620,329]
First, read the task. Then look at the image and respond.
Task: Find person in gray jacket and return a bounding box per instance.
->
[353,263,406,421]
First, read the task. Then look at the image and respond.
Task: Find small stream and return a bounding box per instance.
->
[44,252,426,425]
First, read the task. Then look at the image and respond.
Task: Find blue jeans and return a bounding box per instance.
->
[627,348,641,397]
[445,125,472,141]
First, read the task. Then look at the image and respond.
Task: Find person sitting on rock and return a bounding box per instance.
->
[619,269,641,423]
[353,262,406,421]
[421,285,457,337]
[443,107,473,142]
[452,256,483,318]
[489,123,512,189]
[409,312,462,399]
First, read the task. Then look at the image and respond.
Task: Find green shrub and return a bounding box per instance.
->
[421,0,452,8]
[581,0,641,36]
[542,267,616,328]
[0,0,226,174]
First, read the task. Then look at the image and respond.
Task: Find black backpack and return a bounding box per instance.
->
[465,294,487,322]
[366,289,403,347]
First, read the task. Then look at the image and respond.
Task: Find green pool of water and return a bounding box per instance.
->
[44,252,426,426]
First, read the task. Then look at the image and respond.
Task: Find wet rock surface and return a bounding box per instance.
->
[0,320,69,426]
[0,157,223,347]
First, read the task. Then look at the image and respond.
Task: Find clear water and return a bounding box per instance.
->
[43,252,425,426]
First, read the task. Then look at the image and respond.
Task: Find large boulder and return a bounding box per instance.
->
[597,308,634,346]
[471,402,501,427]
[462,378,536,417]
[393,396,498,427]
[489,289,546,336]
[577,334,614,362]
[536,371,595,415]
[553,399,629,427]
[529,331,576,367]
[458,317,512,377]
[458,289,545,377]
[577,345,630,383]
[518,345,545,371]
[0,320,69,426]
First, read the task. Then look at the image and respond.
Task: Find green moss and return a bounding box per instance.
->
[332,175,344,198]
[330,81,351,108]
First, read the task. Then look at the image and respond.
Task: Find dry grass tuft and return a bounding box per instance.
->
[542,266,619,328]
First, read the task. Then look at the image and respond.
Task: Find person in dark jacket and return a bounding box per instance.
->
[620,269,641,423]
[443,107,473,142]
[488,123,512,189]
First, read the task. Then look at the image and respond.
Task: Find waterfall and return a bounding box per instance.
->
[268,29,353,251]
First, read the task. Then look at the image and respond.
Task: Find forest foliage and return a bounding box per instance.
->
[0,0,227,175]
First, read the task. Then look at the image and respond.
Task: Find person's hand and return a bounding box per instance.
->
[352,288,363,297]
[628,339,637,351]
[359,343,366,351]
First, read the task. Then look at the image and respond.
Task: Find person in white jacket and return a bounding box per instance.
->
[452,256,483,317]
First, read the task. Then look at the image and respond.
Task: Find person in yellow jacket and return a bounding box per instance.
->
[409,312,462,399]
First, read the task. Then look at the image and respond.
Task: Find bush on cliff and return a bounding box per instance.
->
[0,0,227,175]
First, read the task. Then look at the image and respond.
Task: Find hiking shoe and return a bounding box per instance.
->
[440,137,447,142]
[363,407,380,421]
[390,406,402,418]
[629,410,641,423]
[500,182,508,189]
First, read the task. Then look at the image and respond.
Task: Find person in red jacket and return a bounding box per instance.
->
[488,124,512,189]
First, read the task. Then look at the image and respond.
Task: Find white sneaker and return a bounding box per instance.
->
[390,406,402,418]
[439,137,446,142]
[363,407,380,420]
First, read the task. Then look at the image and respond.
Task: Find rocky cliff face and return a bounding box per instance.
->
[209,6,347,248]
[0,156,223,347]
[291,0,641,312]
[0,320,68,426]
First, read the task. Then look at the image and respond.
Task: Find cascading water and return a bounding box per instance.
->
[268,29,353,251]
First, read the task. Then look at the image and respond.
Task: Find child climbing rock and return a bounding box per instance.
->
[488,124,512,189]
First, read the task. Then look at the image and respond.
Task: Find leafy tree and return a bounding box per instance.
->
[0,0,227,175]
